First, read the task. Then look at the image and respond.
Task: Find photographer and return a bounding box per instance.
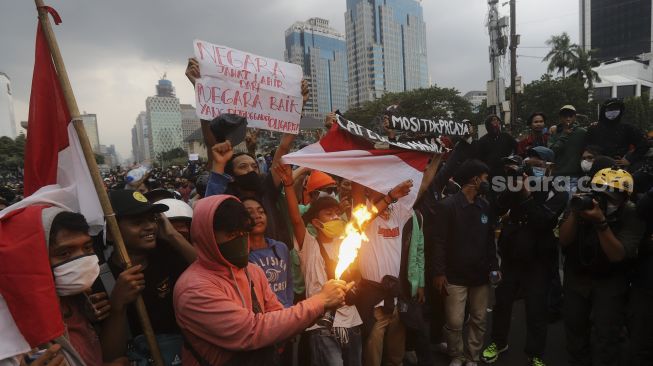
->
[482,147,568,366]
[558,168,645,366]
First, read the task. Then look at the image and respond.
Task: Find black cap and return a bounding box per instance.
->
[501,154,523,166]
[302,196,340,225]
[144,188,176,203]
[109,190,169,217]
[209,114,248,145]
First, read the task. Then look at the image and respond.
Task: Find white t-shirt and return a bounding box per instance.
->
[295,229,362,330]
[358,204,413,306]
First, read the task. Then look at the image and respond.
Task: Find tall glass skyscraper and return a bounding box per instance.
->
[285,18,348,118]
[345,0,429,107]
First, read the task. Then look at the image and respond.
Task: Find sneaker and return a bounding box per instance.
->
[448,359,464,366]
[529,357,546,366]
[404,350,418,364]
[481,342,508,363]
[435,342,448,354]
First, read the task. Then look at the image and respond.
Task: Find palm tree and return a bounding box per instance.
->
[569,47,602,89]
[543,33,577,78]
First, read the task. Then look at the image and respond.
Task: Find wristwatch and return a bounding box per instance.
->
[594,220,609,232]
[386,190,398,204]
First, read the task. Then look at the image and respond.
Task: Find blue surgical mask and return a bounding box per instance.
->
[531,167,546,177]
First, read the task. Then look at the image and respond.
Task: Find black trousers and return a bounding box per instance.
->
[491,257,552,357]
[563,271,627,366]
[628,253,653,366]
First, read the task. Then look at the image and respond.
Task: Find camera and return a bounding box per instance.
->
[570,192,607,211]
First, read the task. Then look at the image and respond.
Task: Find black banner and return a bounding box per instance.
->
[336,116,446,153]
[389,115,469,136]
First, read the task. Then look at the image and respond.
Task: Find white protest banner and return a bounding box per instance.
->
[193,40,304,134]
[188,153,199,161]
[390,115,470,136]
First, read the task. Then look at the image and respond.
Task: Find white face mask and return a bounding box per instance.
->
[605,110,621,120]
[580,160,593,173]
[52,255,100,296]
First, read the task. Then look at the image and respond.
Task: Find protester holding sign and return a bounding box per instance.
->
[186,56,309,246]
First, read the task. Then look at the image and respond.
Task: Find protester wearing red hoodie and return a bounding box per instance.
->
[173,195,348,366]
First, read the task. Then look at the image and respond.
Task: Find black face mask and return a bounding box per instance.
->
[218,235,249,268]
[478,180,490,195]
[234,171,261,192]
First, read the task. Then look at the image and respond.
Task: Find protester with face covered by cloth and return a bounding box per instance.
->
[0,207,132,366]
[558,168,645,366]
[481,147,568,366]
[475,115,517,179]
[173,195,348,366]
[586,98,650,169]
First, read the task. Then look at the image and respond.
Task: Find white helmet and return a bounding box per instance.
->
[158,198,193,220]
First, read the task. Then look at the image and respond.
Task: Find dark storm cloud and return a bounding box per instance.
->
[0,0,576,157]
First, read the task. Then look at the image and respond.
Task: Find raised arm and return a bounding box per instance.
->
[270,80,310,187]
[185,57,218,162]
[276,164,306,248]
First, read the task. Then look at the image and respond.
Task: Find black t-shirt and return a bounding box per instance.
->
[109,243,189,335]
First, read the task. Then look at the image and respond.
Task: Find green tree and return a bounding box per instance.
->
[569,48,601,89]
[94,153,105,165]
[343,86,474,131]
[543,33,577,78]
[517,74,592,132]
[622,96,653,132]
[0,135,26,182]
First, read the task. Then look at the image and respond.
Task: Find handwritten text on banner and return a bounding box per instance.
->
[193,40,303,134]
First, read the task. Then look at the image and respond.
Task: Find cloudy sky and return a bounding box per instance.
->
[0,0,577,159]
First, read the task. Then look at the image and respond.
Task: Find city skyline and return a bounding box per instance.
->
[0,0,578,158]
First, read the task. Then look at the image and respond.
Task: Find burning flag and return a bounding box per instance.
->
[334,204,376,279]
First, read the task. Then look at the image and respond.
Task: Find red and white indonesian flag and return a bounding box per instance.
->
[282,120,432,210]
[0,18,103,360]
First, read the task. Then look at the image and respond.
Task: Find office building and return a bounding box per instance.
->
[345,0,429,107]
[146,79,182,159]
[80,113,100,153]
[0,72,17,139]
[285,18,348,118]
[464,90,488,113]
[580,0,653,62]
[180,104,201,154]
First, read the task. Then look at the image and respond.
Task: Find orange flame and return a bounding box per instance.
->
[334,204,377,279]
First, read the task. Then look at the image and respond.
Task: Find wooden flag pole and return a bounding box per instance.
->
[34,2,165,366]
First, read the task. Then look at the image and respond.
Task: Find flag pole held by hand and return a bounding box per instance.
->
[33,2,164,366]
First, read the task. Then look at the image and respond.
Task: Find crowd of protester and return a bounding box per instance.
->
[1,59,653,366]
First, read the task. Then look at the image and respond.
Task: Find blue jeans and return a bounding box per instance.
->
[308,326,362,366]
